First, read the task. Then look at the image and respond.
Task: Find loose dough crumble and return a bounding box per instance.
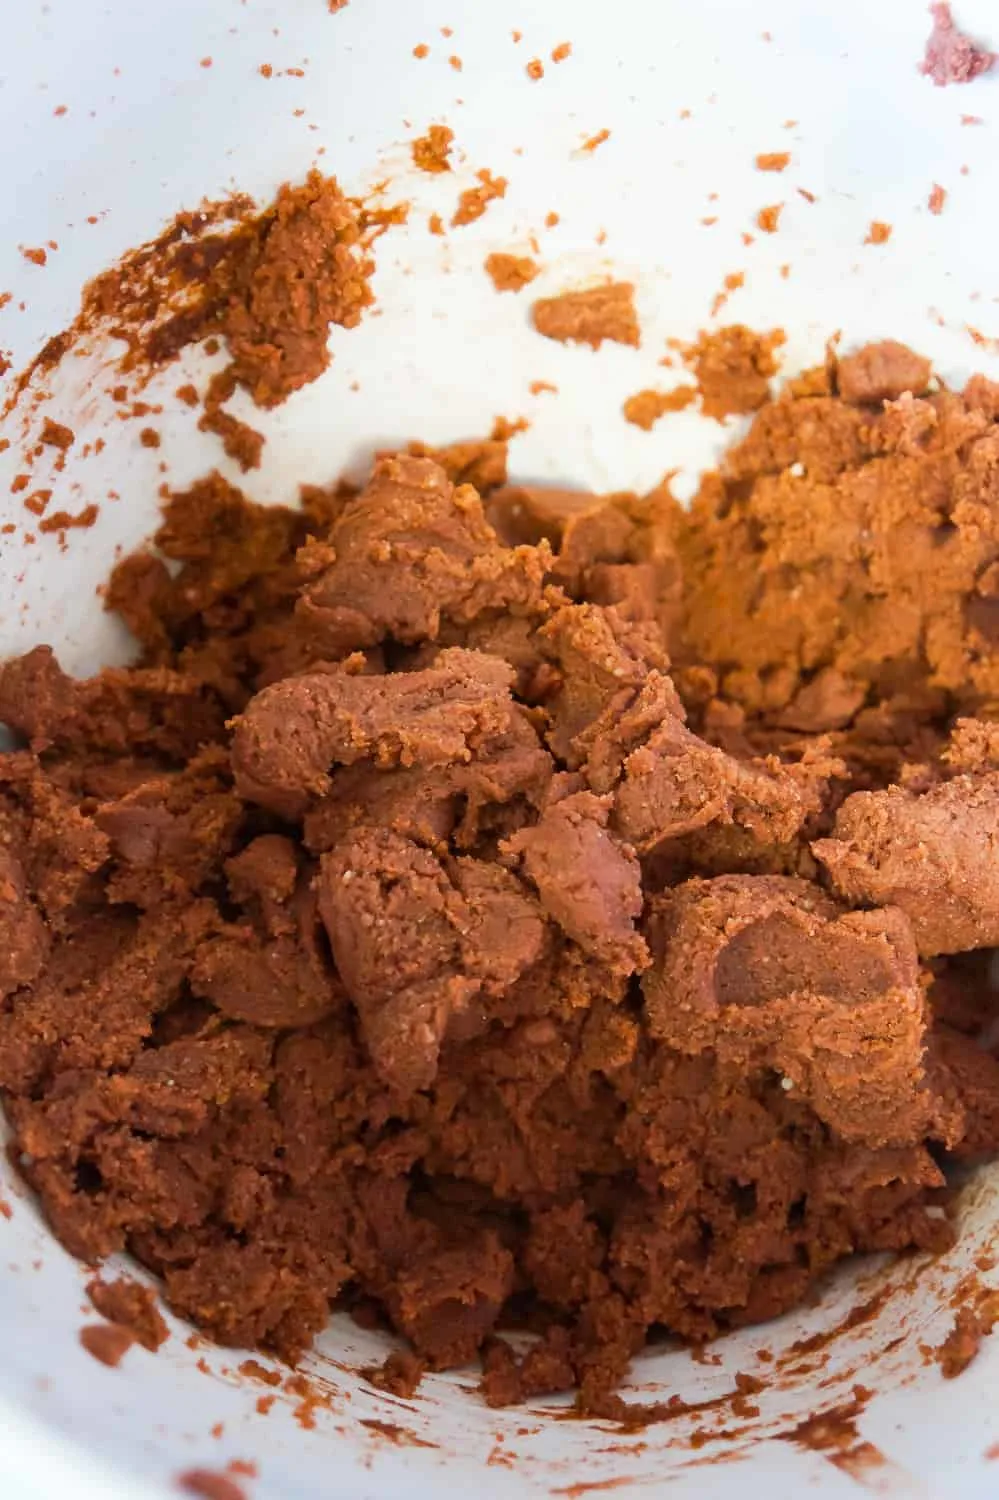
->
[3,339,999,1415]
[531,281,640,349]
[484,252,540,294]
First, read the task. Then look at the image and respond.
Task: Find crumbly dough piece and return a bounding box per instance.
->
[531,282,640,349]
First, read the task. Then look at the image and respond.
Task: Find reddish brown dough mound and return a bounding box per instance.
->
[3,340,999,1415]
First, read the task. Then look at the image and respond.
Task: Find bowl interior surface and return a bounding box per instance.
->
[3,2,999,1496]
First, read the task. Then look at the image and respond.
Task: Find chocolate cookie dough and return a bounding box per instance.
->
[3,341,999,1413]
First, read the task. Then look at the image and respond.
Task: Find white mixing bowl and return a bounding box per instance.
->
[3,2,999,1496]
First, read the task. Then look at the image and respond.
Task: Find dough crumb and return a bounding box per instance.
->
[80,1323,135,1368]
[936,1306,990,1378]
[363,1348,426,1397]
[88,1275,170,1351]
[452,169,508,228]
[177,1471,247,1500]
[484,252,540,293]
[23,490,50,517]
[531,281,640,349]
[411,124,454,175]
[38,503,100,534]
[710,270,745,318]
[197,402,265,472]
[40,418,74,450]
[581,129,611,152]
[239,1358,282,1387]
[682,323,785,420]
[622,386,696,429]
